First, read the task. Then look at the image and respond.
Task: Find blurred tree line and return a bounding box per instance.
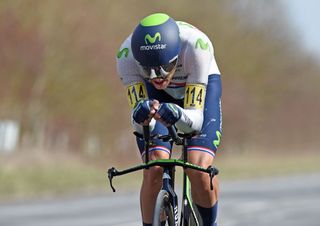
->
[0,0,319,161]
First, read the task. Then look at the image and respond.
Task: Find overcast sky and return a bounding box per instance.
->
[282,0,320,57]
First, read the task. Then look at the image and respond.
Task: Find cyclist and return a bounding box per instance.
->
[116,13,222,226]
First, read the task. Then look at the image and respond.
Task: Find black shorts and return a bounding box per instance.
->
[136,74,222,158]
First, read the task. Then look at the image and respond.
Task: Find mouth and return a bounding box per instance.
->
[152,78,167,85]
[151,78,169,89]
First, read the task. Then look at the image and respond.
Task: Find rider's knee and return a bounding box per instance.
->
[186,152,219,197]
[143,166,163,188]
[142,149,169,188]
[188,170,213,191]
[189,171,219,200]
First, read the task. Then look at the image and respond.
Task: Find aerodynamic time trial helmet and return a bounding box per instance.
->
[131,13,181,78]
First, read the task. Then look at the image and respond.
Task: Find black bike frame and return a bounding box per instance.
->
[162,167,179,225]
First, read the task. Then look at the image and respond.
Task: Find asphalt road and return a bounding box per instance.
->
[0,173,319,226]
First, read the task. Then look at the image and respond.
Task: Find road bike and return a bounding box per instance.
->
[107,125,219,226]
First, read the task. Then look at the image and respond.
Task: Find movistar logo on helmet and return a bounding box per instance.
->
[144,32,161,44]
[140,32,167,51]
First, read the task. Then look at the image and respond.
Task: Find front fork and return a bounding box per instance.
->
[162,168,179,225]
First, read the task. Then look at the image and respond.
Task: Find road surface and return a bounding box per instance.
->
[0,173,319,226]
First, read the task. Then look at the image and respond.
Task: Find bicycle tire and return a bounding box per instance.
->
[187,203,201,226]
[181,201,200,226]
[153,190,175,226]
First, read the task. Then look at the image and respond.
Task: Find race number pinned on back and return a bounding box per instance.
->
[184,84,206,109]
[126,82,148,108]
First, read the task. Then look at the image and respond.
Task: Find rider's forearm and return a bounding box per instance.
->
[131,104,203,134]
[175,107,203,133]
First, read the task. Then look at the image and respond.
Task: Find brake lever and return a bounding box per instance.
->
[207,166,219,190]
[107,167,118,192]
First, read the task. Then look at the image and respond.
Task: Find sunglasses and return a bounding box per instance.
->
[142,57,178,80]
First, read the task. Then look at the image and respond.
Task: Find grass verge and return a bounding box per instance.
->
[1,151,320,200]
[215,152,320,180]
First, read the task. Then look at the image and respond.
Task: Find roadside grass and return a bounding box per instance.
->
[0,151,142,200]
[0,164,104,198]
[215,152,320,180]
[1,151,320,200]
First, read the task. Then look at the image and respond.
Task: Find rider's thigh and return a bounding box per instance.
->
[187,151,214,168]
[148,149,170,161]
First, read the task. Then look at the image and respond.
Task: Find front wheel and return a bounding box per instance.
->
[153,190,175,226]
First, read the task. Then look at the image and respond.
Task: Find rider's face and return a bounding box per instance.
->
[141,57,178,90]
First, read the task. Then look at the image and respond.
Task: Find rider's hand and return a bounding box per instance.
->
[154,103,182,127]
[149,99,160,116]
[133,99,159,125]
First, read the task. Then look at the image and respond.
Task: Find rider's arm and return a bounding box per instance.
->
[126,82,157,134]
[174,84,206,133]
[176,84,205,133]
[116,39,156,134]
[175,32,219,133]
